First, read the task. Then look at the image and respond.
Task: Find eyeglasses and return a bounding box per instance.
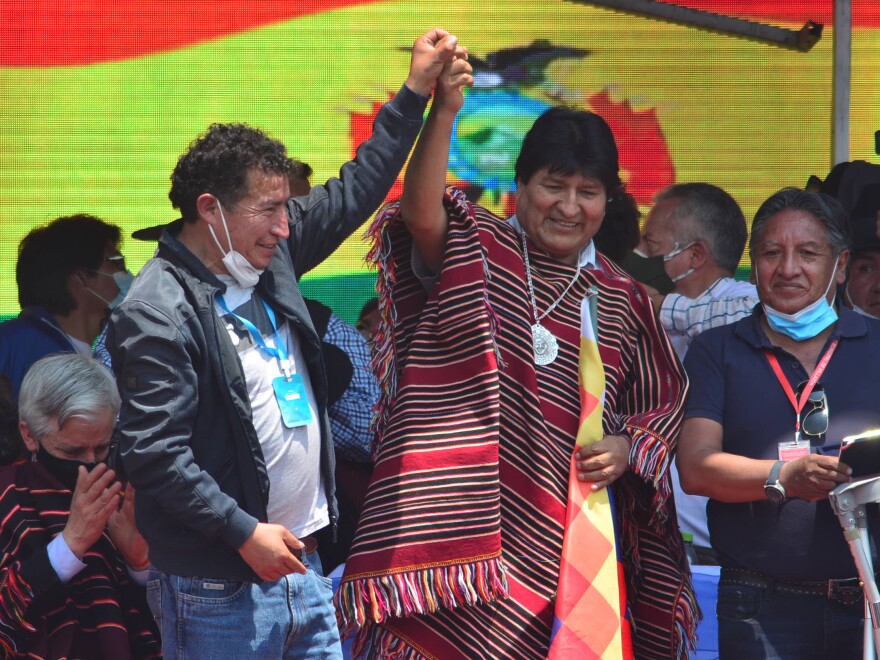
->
[103,255,126,271]
[796,381,829,439]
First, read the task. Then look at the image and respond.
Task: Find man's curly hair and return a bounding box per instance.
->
[169,123,291,222]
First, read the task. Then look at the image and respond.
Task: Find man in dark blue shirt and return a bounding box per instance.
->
[678,187,880,659]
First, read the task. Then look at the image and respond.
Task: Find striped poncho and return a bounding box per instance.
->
[0,459,160,659]
[337,188,697,658]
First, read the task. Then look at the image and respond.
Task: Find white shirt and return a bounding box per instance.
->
[215,277,328,538]
[661,276,757,549]
[659,277,758,360]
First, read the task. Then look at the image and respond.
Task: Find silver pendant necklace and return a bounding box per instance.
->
[521,231,582,366]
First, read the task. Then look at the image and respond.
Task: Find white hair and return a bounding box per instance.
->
[18,354,120,440]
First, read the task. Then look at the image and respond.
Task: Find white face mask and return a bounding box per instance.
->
[208,200,263,288]
[846,282,879,319]
[663,241,695,284]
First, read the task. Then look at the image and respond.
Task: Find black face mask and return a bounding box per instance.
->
[618,251,676,295]
[35,446,98,490]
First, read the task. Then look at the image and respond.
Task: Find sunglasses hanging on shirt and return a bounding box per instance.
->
[764,339,838,461]
[796,380,829,440]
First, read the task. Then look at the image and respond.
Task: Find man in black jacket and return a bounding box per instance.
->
[106,29,471,658]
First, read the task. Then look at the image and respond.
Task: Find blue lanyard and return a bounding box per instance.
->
[216,294,292,379]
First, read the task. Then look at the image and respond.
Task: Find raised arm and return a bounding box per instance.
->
[399,43,473,273]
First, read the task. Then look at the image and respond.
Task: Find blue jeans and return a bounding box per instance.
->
[146,550,343,659]
[717,581,864,659]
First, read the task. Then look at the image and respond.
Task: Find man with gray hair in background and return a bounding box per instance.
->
[636,182,757,563]
[0,353,158,658]
[637,182,758,360]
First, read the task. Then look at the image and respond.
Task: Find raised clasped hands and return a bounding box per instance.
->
[106,484,150,570]
[576,434,631,491]
[433,44,473,116]
[405,28,470,98]
[62,463,124,560]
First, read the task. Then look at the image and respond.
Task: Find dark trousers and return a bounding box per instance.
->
[717,581,864,659]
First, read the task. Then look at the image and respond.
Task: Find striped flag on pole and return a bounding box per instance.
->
[548,290,633,659]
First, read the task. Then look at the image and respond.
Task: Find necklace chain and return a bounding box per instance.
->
[521,231,582,324]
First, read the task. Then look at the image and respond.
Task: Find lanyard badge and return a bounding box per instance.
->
[272,374,313,428]
[764,339,838,461]
[218,295,314,428]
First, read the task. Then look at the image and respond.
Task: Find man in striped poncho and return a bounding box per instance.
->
[338,56,697,659]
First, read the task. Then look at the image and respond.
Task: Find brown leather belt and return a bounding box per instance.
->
[293,535,318,560]
[720,567,864,606]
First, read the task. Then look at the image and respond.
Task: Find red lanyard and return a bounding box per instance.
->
[763,338,838,434]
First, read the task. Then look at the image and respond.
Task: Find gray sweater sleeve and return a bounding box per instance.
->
[285,84,429,276]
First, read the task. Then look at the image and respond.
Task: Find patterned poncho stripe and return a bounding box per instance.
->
[337,188,697,659]
[0,460,160,659]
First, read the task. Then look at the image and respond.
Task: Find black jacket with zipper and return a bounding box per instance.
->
[106,85,427,581]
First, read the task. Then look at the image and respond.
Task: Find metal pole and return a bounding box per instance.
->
[861,527,878,660]
[833,0,852,165]
[566,0,822,50]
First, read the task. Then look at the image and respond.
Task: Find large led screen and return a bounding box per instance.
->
[2,0,879,323]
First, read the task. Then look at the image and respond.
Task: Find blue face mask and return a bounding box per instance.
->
[761,257,839,341]
[87,270,135,310]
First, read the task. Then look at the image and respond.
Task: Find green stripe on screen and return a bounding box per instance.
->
[300,272,377,326]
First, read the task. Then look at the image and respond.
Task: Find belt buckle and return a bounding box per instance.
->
[297,535,318,560]
[828,578,863,605]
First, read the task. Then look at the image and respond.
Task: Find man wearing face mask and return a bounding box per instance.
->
[635,183,758,360]
[678,188,880,657]
[0,214,132,400]
[104,29,467,658]
[0,354,159,658]
[633,183,757,564]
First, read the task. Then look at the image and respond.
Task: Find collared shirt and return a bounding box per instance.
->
[659,277,758,360]
[414,215,600,288]
[47,533,86,582]
[0,306,78,398]
[507,215,599,269]
[684,306,880,580]
[324,313,379,462]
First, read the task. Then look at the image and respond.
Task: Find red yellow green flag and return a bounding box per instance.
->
[548,290,633,659]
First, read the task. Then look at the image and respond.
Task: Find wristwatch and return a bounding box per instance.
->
[764,460,787,503]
